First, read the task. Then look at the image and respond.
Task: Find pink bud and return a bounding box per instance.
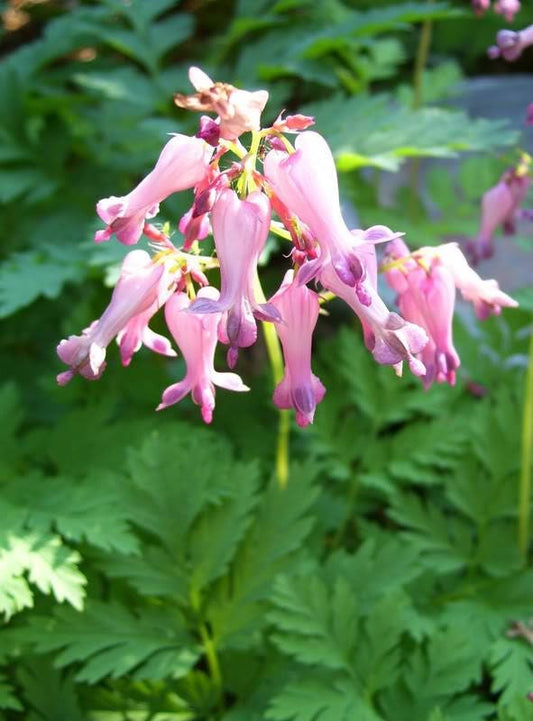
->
[197,115,220,146]
[272,112,315,132]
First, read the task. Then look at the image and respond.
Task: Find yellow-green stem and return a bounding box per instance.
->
[519,326,533,560]
[254,272,290,488]
[199,623,223,693]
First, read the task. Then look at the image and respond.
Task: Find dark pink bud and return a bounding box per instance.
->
[193,186,217,217]
[269,136,288,152]
[197,115,220,147]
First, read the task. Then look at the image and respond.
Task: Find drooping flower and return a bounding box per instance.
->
[320,259,428,377]
[269,270,325,427]
[57,250,175,384]
[494,0,521,22]
[188,188,280,368]
[488,24,533,60]
[438,243,519,320]
[384,239,460,388]
[95,134,213,246]
[264,131,401,301]
[468,169,530,262]
[157,287,249,423]
[174,67,269,141]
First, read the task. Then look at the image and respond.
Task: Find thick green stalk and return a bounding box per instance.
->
[519,326,533,560]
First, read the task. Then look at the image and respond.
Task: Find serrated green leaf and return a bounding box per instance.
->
[26,602,200,683]
[267,676,380,721]
[0,248,84,319]
[301,95,518,172]
[0,674,21,711]
[0,530,86,619]
[269,574,358,671]
[4,471,138,556]
[17,658,84,721]
[389,492,473,572]
[208,461,319,647]
[325,537,423,615]
[188,460,259,595]
[491,638,533,718]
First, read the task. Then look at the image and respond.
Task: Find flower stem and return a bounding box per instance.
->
[519,326,533,560]
[254,272,290,488]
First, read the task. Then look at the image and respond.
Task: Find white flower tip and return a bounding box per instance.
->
[189,66,213,92]
[89,343,106,375]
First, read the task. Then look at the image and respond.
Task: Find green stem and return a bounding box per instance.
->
[199,622,223,692]
[412,14,433,111]
[519,326,533,560]
[254,272,290,489]
[409,2,433,218]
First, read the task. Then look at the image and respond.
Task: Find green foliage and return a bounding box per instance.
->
[302,94,518,171]
[0,0,531,719]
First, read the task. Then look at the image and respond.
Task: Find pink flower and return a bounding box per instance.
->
[57,250,174,384]
[264,131,401,301]
[157,288,249,423]
[526,103,533,126]
[269,270,325,427]
[174,67,269,141]
[384,239,460,388]
[438,243,518,320]
[95,134,213,246]
[178,207,211,249]
[189,189,280,368]
[320,259,428,377]
[472,0,490,17]
[488,24,533,60]
[494,0,521,22]
[468,170,530,263]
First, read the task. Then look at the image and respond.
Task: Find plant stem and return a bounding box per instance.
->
[254,272,290,488]
[199,622,223,692]
[519,326,533,560]
[412,14,433,111]
[409,2,434,218]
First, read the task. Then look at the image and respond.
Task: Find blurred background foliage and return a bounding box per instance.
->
[0,1,532,720]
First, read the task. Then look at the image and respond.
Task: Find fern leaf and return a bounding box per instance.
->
[208,461,319,647]
[267,677,382,721]
[0,530,85,619]
[490,638,533,721]
[25,602,200,683]
[269,574,358,672]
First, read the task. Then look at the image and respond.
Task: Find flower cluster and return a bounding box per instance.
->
[56,68,518,426]
[488,22,533,60]
[473,0,521,22]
